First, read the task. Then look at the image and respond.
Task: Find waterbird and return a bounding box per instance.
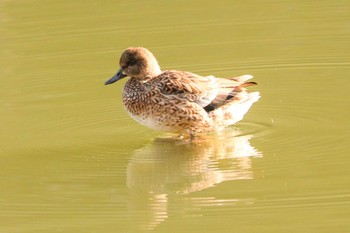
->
[105,47,260,138]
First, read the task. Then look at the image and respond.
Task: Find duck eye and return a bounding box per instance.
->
[128,59,136,66]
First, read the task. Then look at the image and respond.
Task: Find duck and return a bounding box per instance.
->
[105,47,260,138]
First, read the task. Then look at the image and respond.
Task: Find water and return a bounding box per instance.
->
[1,0,349,232]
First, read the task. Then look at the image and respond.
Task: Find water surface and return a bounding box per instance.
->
[1,0,349,232]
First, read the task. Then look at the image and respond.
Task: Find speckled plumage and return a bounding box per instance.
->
[105,47,260,137]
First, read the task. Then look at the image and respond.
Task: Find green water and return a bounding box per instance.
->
[1,0,349,232]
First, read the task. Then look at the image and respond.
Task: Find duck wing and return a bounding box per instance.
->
[151,70,256,112]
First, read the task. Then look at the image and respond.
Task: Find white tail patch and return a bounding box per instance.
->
[232,74,253,82]
[209,91,260,126]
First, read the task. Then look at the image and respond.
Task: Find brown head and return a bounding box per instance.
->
[105,47,161,85]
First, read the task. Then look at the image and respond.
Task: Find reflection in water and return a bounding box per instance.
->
[126,129,262,230]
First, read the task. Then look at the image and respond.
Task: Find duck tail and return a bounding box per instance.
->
[209,91,260,127]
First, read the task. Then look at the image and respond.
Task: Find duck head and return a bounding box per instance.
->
[105,47,161,85]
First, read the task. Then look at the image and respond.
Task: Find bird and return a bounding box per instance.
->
[105,47,260,138]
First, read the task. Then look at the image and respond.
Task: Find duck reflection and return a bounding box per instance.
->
[126,129,262,230]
